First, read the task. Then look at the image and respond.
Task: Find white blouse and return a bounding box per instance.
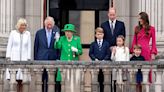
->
[6,30,31,61]
[111,46,129,61]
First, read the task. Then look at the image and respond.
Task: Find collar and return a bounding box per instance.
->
[16,30,26,34]
[116,46,124,49]
[134,54,140,57]
[97,39,103,43]
[67,36,73,42]
[45,28,52,33]
[109,19,116,24]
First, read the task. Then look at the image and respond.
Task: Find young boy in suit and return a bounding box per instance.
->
[89,27,110,92]
[130,44,145,92]
[130,44,145,61]
[89,27,110,61]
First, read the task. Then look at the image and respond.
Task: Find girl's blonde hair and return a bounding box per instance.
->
[15,18,27,29]
[117,35,126,53]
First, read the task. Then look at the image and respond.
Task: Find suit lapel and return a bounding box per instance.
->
[43,28,48,48]
[113,20,118,35]
[107,21,113,36]
[50,31,55,47]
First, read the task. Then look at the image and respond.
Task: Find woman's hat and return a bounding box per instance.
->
[62,24,76,33]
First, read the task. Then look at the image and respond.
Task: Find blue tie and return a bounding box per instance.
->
[47,31,51,47]
[98,40,101,48]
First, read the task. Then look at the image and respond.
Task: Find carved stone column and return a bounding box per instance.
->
[9,69,17,92]
[80,68,85,92]
[60,68,66,92]
[116,68,123,92]
[23,68,30,92]
[142,69,150,92]
[48,68,55,92]
[0,69,4,92]
[103,68,112,92]
[35,69,42,92]
[128,68,137,92]
[155,69,163,92]
[91,68,99,92]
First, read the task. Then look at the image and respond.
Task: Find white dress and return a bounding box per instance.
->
[111,46,129,61]
[111,46,130,82]
[6,30,31,61]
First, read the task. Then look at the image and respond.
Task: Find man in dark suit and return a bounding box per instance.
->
[34,16,60,60]
[101,7,126,47]
[101,7,126,92]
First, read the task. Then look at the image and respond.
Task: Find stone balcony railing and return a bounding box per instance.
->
[0,60,164,92]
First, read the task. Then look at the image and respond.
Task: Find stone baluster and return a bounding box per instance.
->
[141,69,150,92]
[3,68,10,92]
[60,68,66,92]
[23,68,30,92]
[0,69,3,92]
[74,67,81,92]
[91,68,99,92]
[35,68,42,92]
[80,68,85,92]
[84,69,92,92]
[48,68,55,92]
[116,68,123,92]
[128,68,137,92]
[9,69,17,92]
[103,68,112,92]
[155,69,163,92]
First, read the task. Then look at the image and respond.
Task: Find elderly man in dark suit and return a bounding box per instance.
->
[101,7,126,92]
[34,16,60,60]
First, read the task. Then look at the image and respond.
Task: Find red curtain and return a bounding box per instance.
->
[43,0,47,26]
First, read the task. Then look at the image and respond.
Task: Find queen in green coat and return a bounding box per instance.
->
[54,24,83,81]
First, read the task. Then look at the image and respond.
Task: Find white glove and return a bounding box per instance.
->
[55,32,60,41]
[71,46,78,52]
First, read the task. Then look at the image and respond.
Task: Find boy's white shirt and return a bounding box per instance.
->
[111,46,130,61]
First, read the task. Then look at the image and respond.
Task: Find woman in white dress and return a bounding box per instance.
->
[5,18,31,92]
[6,18,31,61]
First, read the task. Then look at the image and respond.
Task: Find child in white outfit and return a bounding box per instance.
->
[111,35,130,91]
[111,35,129,61]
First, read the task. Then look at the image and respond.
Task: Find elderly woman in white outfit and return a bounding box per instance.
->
[6,18,31,61]
[5,18,31,91]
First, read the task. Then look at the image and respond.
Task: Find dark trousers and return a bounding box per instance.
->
[17,80,23,92]
[98,69,104,92]
[55,81,61,92]
[136,83,142,92]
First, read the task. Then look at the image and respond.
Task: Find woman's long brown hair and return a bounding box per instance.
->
[135,12,150,36]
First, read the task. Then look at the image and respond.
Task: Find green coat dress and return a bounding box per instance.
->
[54,35,83,81]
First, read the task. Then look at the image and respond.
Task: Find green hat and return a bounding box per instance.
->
[62,24,76,33]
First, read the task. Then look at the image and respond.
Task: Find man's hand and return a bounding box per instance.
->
[55,32,60,42]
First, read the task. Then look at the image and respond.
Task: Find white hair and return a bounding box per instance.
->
[15,18,27,29]
[44,16,55,27]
